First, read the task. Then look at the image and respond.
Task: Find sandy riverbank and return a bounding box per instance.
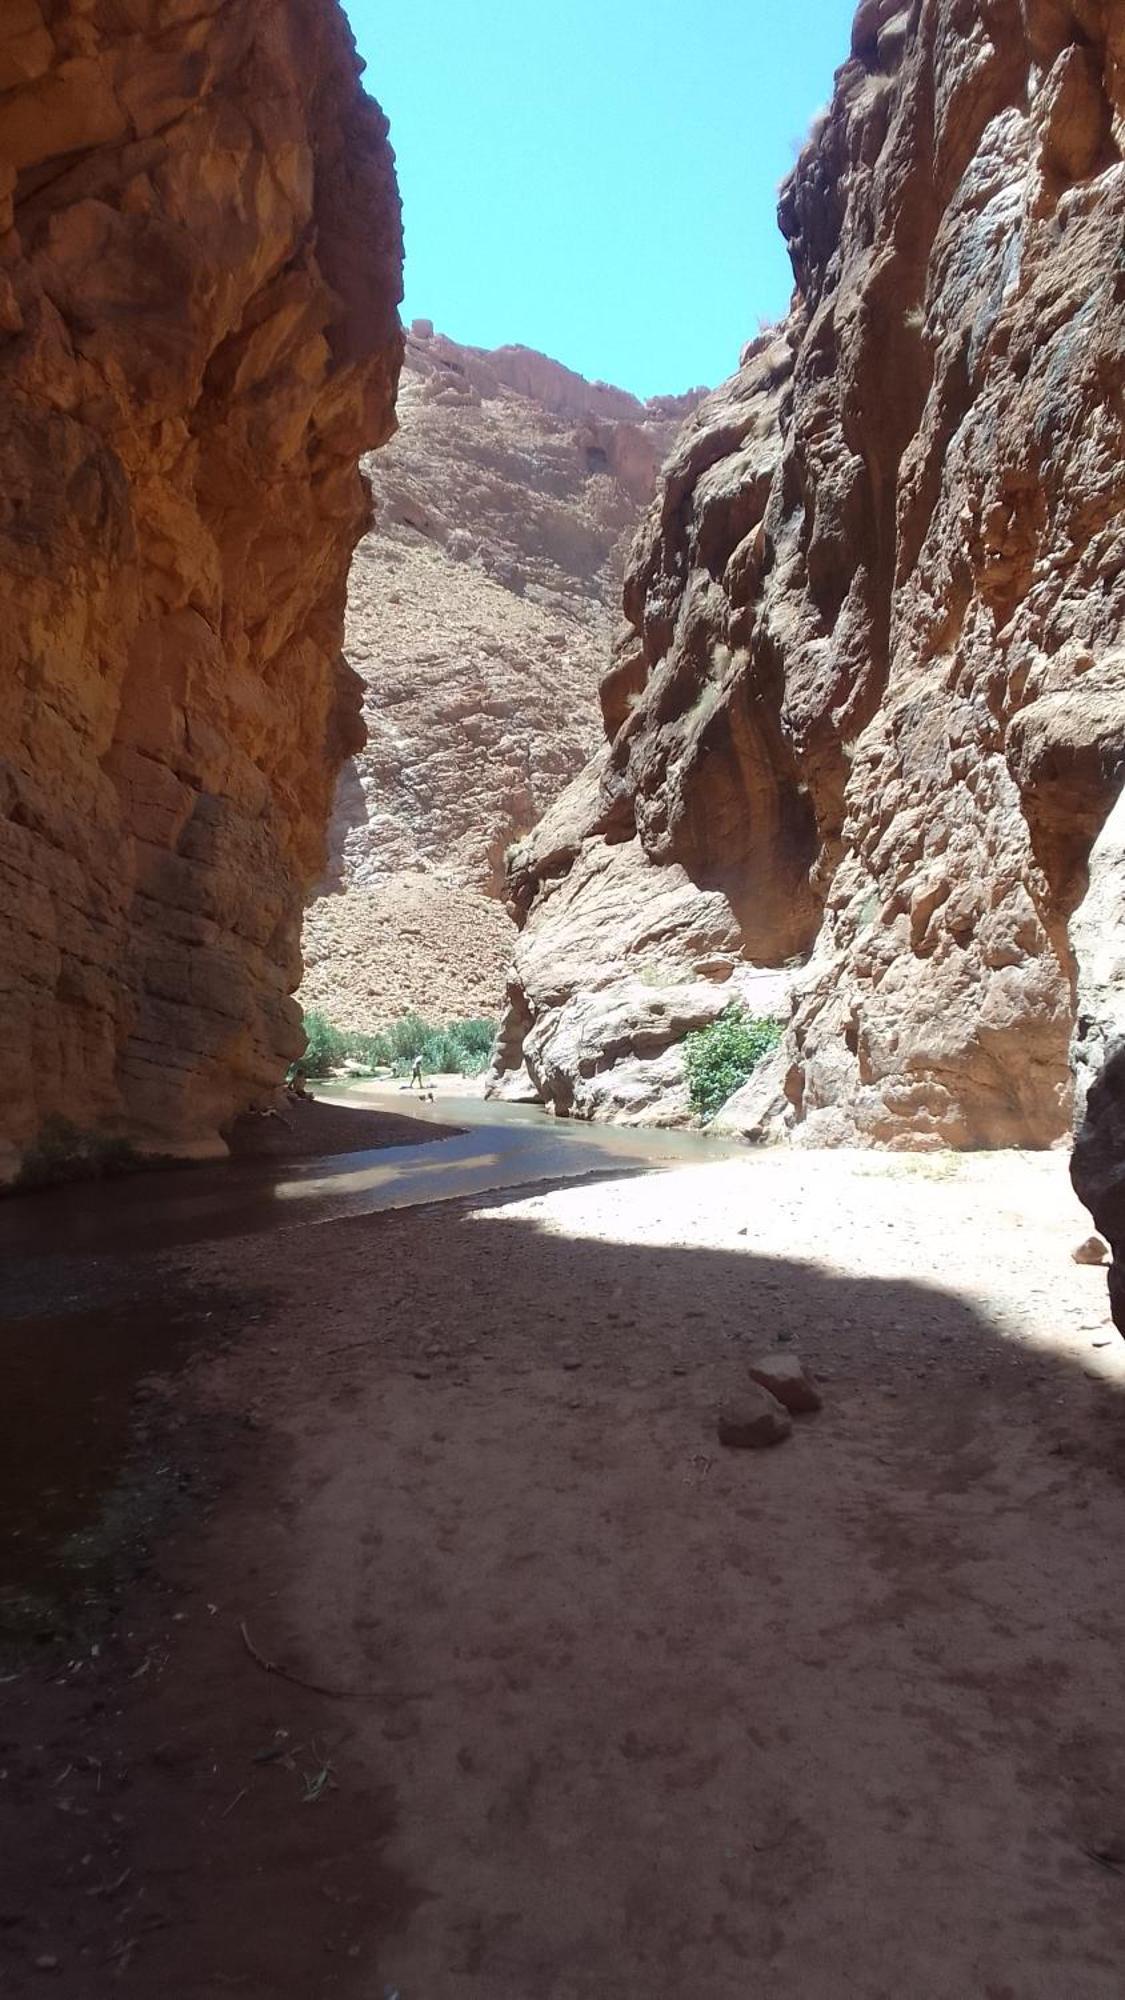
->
[2,1147,1123,1996]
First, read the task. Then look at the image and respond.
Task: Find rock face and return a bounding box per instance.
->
[301,324,699,1030]
[491,0,1125,1153]
[489,750,794,1119]
[0,0,402,1177]
[1070,789,1125,1328]
[300,875,516,1031]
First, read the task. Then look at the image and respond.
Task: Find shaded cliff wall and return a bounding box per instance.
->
[0,0,403,1176]
[1070,791,1125,1328]
[491,0,1125,1155]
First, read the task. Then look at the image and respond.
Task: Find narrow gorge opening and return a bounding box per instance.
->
[3,1,1125,1992]
[295,321,704,1094]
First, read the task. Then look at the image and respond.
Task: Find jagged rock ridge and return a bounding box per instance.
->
[490,0,1125,1176]
[0,0,402,1176]
[300,324,700,1031]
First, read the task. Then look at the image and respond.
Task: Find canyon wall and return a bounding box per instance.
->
[1070,791,1125,1327]
[300,325,698,1031]
[491,0,1125,1165]
[0,0,403,1177]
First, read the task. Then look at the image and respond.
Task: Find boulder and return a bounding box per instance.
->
[1072,1237,1109,1268]
[1070,788,1125,1330]
[1072,1045,1125,1334]
[746,1352,822,1415]
[487,817,792,1121]
[717,1386,792,1450]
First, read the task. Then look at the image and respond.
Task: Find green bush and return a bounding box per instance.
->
[439,1018,496,1078]
[297,1014,394,1079]
[345,1029,394,1070]
[451,1043,491,1080]
[454,1018,497,1060]
[299,1011,349,1078]
[422,1029,462,1075]
[393,1017,499,1078]
[387,1013,430,1067]
[297,1010,498,1081]
[684,1007,783,1121]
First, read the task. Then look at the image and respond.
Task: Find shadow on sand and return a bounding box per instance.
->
[2,1158,1125,1994]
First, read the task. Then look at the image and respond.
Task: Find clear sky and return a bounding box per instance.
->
[341,0,858,399]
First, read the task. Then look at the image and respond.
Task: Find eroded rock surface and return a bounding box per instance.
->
[491,757,792,1119]
[491,0,1125,1150]
[1070,789,1125,1328]
[301,325,699,1030]
[300,875,516,1031]
[0,0,402,1176]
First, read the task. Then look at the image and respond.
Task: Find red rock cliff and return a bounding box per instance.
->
[491,0,1125,1156]
[0,0,403,1176]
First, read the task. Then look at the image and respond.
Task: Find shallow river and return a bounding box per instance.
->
[0,1086,738,1260]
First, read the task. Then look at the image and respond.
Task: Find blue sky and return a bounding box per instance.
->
[342,0,858,398]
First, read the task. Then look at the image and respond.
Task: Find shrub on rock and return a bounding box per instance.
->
[685,1008,783,1121]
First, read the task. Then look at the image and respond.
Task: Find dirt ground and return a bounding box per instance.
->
[224,1094,460,1161]
[3,1146,1125,1998]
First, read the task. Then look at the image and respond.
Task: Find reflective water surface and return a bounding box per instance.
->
[0,1087,740,1260]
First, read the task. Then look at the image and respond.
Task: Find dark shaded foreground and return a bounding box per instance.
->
[2,1163,1125,1997]
[224,1095,462,1162]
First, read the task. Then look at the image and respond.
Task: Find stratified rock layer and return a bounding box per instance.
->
[0,0,402,1175]
[491,0,1125,1154]
[301,325,698,1029]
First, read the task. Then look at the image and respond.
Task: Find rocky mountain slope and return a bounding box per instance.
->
[299,325,699,1031]
[0,0,402,1178]
[489,0,1125,1199]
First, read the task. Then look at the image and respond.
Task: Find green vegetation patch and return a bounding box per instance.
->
[299,1012,395,1078]
[684,1007,783,1121]
[296,1011,497,1082]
